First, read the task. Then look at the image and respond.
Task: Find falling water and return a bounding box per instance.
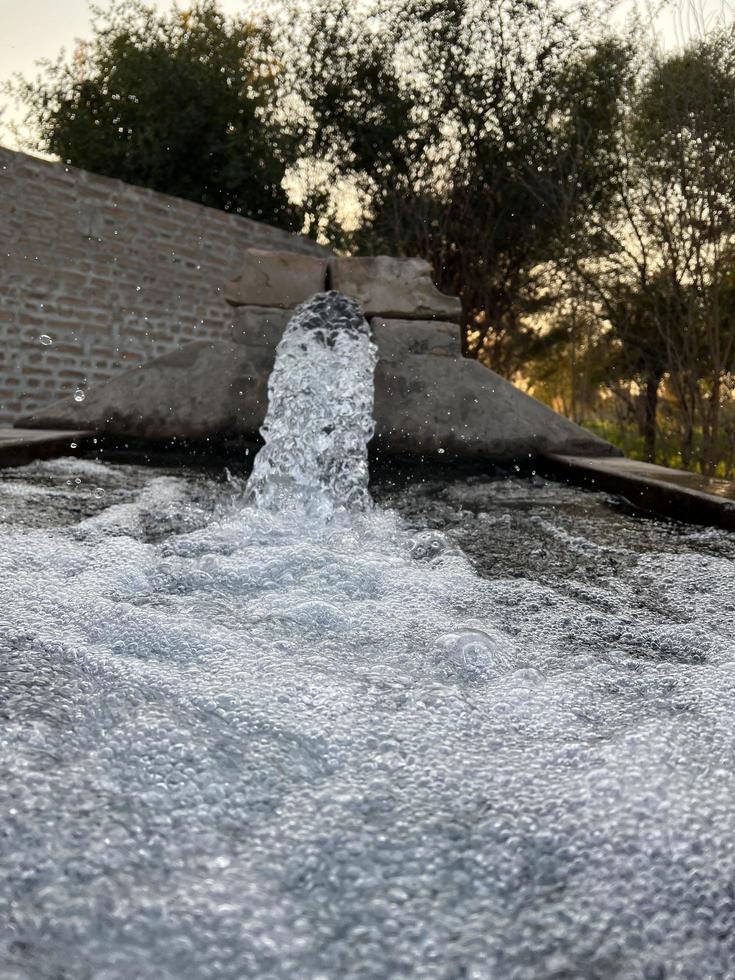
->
[246,292,377,514]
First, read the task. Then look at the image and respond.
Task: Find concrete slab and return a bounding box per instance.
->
[18,341,617,462]
[545,454,735,530]
[0,428,94,468]
[225,249,328,308]
[16,290,618,464]
[370,318,461,358]
[330,257,462,321]
[15,343,275,444]
[372,356,618,461]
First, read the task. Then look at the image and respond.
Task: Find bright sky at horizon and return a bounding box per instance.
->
[1,0,733,152]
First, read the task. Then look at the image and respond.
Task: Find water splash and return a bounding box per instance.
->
[246,291,377,514]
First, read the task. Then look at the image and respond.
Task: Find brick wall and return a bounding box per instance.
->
[0,146,327,424]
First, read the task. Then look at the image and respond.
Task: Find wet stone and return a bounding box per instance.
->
[370,317,462,358]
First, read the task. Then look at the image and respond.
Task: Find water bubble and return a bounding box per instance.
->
[409,530,451,560]
[39,334,52,346]
[4,336,735,980]
[74,389,86,402]
[433,628,515,681]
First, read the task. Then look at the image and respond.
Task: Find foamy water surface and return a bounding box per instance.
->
[1,457,735,979]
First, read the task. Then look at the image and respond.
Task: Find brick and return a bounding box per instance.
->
[0,146,328,423]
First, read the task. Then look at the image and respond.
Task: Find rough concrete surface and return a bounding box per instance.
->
[225,249,328,308]
[19,332,617,461]
[230,306,294,347]
[330,257,462,321]
[372,355,618,460]
[370,318,461,358]
[18,343,275,444]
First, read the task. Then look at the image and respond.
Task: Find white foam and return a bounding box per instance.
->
[3,307,735,979]
[1,461,735,978]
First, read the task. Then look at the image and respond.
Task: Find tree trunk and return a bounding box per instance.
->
[700,377,722,477]
[641,372,660,463]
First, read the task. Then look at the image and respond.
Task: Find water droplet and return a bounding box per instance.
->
[70,442,77,449]
[93,487,105,498]
[74,477,82,485]
[39,334,52,346]
[74,389,86,402]
[438,448,445,454]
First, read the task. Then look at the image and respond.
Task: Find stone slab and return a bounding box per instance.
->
[0,428,94,468]
[330,256,462,321]
[225,249,328,308]
[370,318,461,358]
[17,343,276,443]
[545,454,735,530]
[19,340,618,463]
[372,356,619,460]
[230,306,294,347]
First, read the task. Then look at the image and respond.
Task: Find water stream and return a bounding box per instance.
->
[247,291,376,514]
[1,295,735,978]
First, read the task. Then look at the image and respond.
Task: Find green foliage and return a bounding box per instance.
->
[634,34,735,166]
[15,0,302,229]
[290,0,632,374]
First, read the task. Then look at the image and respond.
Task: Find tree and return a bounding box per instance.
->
[13,0,303,231]
[568,31,735,473]
[290,0,631,374]
[605,276,686,462]
[633,34,735,472]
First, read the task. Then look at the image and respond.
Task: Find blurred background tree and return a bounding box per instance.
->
[12,0,302,229]
[288,0,631,376]
[564,30,735,474]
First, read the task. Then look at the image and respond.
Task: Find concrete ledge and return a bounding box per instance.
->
[0,428,95,468]
[225,249,328,308]
[545,454,735,530]
[330,256,462,321]
[370,318,461,358]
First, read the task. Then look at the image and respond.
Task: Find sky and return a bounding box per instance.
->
[1,0,734,151]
